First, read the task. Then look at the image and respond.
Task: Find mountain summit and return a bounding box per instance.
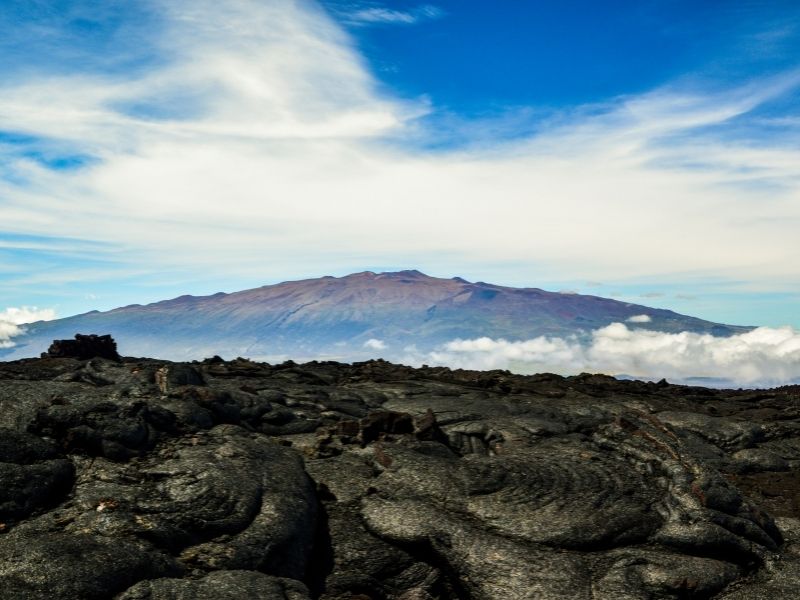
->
[2,271,748,362]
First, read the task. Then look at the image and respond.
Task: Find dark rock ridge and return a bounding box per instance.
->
[0,270,750,362]
[2,348,800,598]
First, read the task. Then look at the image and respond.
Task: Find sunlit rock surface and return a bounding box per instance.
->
[1,348,799,599]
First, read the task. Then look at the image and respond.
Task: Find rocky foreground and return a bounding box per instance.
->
[1,342,800,598]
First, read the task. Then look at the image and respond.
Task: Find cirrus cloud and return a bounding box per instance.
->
[0,0,798,324]
[339,4,444,26]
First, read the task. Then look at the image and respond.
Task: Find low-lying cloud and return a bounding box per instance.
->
[0,307,56,348]
[414,323,800,388]
[627,314,652,323]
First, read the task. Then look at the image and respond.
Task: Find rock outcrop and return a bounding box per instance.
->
[1,349,800,599]
[43,334,121,361]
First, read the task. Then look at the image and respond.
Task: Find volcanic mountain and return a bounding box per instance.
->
[2,270,748,362]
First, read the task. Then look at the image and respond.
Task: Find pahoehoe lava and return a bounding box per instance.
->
[1,338,800,599]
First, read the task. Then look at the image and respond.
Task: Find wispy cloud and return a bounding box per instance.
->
[340,4,444,26]
[0,307,56,348]
[414,324,800,388]
[0,0,799,323]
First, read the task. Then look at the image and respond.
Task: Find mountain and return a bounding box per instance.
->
[2,270,749,362]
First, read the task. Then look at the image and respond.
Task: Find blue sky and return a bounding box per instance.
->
[0,0,798,329]
[328,1,800,108]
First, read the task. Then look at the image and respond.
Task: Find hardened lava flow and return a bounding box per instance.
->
[0,335,799,599]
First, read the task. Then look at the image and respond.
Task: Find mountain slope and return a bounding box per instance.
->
[3,270,750,361]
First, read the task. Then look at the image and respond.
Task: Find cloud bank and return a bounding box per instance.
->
[0,307,56,348]
[417,324,800,388]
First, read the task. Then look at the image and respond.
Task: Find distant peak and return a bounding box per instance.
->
[379,269,429,278]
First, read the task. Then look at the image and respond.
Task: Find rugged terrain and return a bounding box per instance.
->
[2,339,800,599]
[1,270,748,362]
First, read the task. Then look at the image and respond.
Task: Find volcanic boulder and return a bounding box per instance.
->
[43,333,121,361]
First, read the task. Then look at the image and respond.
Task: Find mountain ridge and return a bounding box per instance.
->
[2,270,750,362]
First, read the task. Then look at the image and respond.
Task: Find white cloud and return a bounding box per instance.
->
[343,4,444,26]
[0,307,56,348]
[364,338,387,350]
[0,0,798,308]
[426,336,583,374]
[348,8,416,24]
[589,323,800,386]
[0,307,57,325]
[627,314,652,323]
[415,324,800,388]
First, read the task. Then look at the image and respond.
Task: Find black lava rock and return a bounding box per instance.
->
[43,333,121,361]
[1,354,800,599]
